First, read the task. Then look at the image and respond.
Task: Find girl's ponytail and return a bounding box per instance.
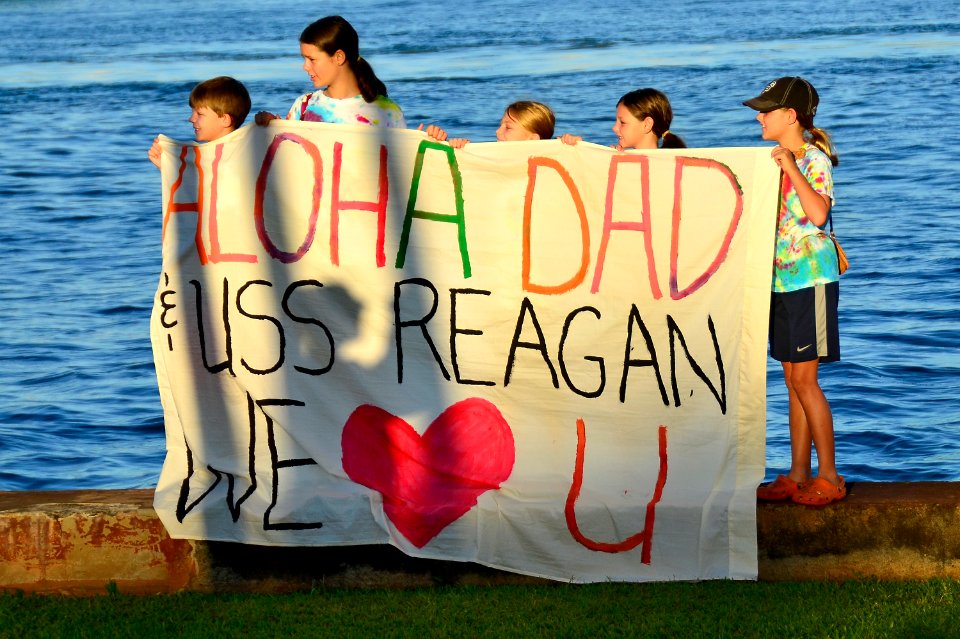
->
[352,56,388,102]
[797,113,839,166]
[806,125,839,167]
[660,131,687,149]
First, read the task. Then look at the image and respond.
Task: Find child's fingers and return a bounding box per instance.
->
[148,144,161,168]
[254,111,278,126]
[426,124,448,140]
[771,146,796,169]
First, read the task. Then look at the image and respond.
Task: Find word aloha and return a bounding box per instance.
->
[164,136,744,300]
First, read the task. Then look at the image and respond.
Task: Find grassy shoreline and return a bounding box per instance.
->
[3,580,959,638]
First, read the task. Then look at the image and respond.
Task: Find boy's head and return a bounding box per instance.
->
[188,76,251,142]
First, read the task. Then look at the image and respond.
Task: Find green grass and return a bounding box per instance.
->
[2,580,959,638]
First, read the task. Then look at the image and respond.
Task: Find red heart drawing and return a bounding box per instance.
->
[341,397,515,548]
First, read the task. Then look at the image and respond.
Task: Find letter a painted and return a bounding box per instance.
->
[395,141,471,278]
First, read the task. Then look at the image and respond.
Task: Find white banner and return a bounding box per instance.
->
[151,121,779,582]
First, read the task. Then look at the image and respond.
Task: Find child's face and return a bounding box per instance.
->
[756,108,794,141]
[301,43,341,88]
[496,113,539,142]
[189,105,233,142]
[612,103,651,150]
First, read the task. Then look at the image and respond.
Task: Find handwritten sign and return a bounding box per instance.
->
[151,122,779,582]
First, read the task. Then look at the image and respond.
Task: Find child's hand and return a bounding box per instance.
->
[559,133,581,146]
[147,136,161,169]
[416,124,468,148]
[418,123,449,142]
[255,111,279,126]
[771,145,798,172]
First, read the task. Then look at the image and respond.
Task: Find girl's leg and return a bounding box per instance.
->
[785,358,839,485]
[782,361,812,484]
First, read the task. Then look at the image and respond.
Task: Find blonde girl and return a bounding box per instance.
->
[423,101,555,148]
[744,76,845,506]
[560,88,686,150]
[255,15,405,128]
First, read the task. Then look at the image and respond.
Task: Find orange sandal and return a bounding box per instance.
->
[792,476,846,506]
[757,475,802,501]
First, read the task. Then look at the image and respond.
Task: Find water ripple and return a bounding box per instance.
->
[1,0,958,488]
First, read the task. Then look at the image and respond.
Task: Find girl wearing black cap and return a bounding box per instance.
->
[744,77,845,506]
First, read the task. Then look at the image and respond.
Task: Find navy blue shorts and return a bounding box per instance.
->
[769,282,840,363]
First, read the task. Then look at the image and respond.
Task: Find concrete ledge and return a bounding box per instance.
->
[2,483,958,594]
[758,482,960,581]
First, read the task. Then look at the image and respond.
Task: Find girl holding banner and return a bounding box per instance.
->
[559,88,686,150]
[420,100,556,148]
[743,76,845,506]
[255,15,405,128]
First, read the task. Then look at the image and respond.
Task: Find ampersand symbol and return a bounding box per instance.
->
[159,272,178,351]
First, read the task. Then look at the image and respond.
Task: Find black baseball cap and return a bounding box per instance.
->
[742,76,819,117]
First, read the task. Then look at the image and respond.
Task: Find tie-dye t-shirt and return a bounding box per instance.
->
[286,91,406,128]
[773,142,838,293]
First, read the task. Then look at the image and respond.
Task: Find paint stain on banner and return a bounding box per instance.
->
[341,397,515,547]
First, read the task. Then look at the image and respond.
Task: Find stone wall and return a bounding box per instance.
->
[2,483,958,595]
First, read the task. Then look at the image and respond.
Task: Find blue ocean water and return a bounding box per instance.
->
[0,0,957,490]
